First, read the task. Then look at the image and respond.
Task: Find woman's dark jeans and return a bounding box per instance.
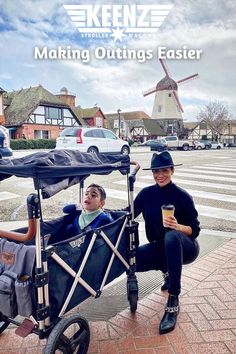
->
[136,230,200,295]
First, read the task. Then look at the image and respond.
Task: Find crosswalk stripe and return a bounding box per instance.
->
[173,178,236,191]
[179,168,236,177]
[114,180,236,203]
[0,192,20,201]
[105,188,236,222]
[116,178,236,191]
[196,204,235,221]
[140,173,236,183]
[193,166,236,172]
[212,164,236,168]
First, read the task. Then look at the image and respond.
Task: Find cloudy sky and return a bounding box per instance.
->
[0,0,235,122]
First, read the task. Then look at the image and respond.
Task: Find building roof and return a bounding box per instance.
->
[183,122,199,130]
[71,106,106,127]
[106,111,150,121]
[72,106,104,120]
[3,85,77,126]
[143,119,166,136]
[156,76,178,91]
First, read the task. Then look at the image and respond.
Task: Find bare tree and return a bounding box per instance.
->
[196,101,232,140]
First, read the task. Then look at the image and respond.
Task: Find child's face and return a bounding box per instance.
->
[83,186,105,212]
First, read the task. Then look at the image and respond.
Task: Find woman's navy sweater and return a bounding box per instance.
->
[134,181,200,243]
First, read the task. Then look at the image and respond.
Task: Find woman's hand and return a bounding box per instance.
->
[163,216,192,236]
[163,215,179,230]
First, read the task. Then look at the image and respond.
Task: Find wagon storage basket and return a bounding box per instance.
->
[47,213,129,319]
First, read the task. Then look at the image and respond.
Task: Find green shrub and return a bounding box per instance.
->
[10,139,56,150]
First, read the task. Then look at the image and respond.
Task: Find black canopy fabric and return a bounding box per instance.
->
[0,149,130,198]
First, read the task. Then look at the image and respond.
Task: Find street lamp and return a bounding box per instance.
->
[117,109,121,138]
[228,123,231,144]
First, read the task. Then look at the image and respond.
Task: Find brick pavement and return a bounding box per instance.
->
[1,238,236,353]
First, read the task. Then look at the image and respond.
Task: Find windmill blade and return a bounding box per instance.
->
[172,90,184,113]
[142,86,157,97]
[159,59,170,77]
[177,73,199,84]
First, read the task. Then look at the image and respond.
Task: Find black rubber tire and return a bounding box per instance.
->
[44,314,90,354]
[197,146,202,150]
[129,292,138,313]
[87,147,98,154]
[121,145,130,155]
[0,318,10,334]
[182,145,189,151]
[205,145,210,150]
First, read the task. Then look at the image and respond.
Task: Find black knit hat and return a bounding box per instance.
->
[143,151,182,170]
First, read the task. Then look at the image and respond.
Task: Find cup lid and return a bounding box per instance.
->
[162,204,175,210]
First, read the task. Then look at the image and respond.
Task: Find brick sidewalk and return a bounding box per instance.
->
[1,238,236,353]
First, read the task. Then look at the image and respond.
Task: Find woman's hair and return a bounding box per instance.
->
[86,183,106,200]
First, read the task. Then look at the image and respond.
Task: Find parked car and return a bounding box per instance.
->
[56,127,130,155]
[210,142,224,149]
[164,136,195,151]
[145,139,168,152]
[194,140,212,150]
[0,126,13,159]
[141,138,167,147]
[227,142,236,148]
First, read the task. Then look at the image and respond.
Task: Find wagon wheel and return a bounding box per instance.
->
[0,317,10,334]
[129,292,138,313]
[44,314,90,354]
[127,277,138,314]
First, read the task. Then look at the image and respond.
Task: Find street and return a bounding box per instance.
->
[0,147,236,234]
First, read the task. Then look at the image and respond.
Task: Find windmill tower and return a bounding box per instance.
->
[143,59,199,135]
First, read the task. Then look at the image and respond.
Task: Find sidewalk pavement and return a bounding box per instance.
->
[1,237,236,353]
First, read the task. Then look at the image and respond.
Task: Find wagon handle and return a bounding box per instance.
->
[129,161,140,193]
[130,160,140,178]
[0,194,39,242]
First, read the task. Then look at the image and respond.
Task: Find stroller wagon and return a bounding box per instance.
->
[0,150,140,353]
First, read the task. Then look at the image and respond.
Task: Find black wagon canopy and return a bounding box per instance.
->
[0,150,130,198]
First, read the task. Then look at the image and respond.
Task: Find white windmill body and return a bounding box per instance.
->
[143,60,198,135]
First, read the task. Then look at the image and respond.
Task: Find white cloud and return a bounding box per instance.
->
[1,0,236,119]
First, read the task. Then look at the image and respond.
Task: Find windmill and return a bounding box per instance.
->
[142,59,199,135]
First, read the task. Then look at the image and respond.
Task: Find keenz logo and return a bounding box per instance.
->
[64,4,173,42]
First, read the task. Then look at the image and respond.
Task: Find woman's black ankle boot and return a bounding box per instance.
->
[159,294,179,334]
[161,272,169,291]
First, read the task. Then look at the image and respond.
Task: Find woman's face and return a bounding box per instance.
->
[152,167,174,187]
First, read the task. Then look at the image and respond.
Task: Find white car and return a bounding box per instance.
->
[56,127,130,155]
[210,142,224,149]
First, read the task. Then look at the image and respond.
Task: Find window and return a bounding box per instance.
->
[34,130,50,139]
[84,129,104,138]
[60,127,80,137]
[95,117,102,127]
[103,130,117,140]
[165,136,176,141]
[158,105,162,112]
[45,107,62,120]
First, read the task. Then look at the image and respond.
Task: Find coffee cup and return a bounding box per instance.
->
[162,204,175,227]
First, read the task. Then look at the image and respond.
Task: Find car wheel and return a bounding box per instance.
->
[217,146,221,149]
[205,145,210,150]
[182,145,189,151]
[197,146,202,150]
[87,147,98,154]
[121,145,130,155]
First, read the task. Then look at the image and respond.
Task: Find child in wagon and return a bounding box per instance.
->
[63,183,113,236]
